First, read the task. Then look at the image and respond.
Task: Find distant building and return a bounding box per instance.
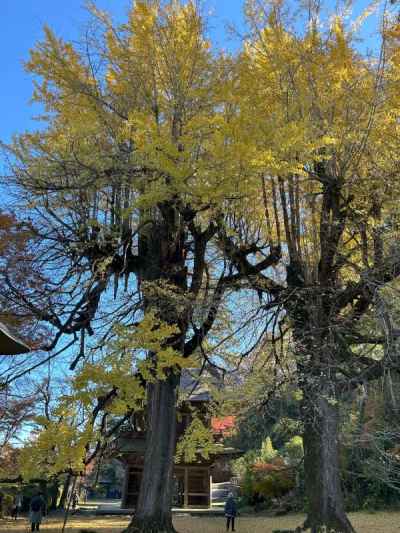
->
[0,321,30,355]
[113,369,240,509]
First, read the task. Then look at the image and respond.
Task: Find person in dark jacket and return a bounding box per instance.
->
[224,492,237,532]
[11,492,23,520]
[71,491,79,511]
[29,492,46,532]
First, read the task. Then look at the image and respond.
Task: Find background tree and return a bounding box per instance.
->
[0,210,48,480]
[219,1,400,530]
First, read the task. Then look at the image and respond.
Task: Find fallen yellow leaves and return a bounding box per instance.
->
[2,512,400,533]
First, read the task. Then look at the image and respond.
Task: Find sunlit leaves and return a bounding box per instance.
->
[19,417,94,480]
[237,0,400,284]
[175,416,218,463]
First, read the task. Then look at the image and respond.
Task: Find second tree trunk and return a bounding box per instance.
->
[125,373,179,533]
[302,391,355,533]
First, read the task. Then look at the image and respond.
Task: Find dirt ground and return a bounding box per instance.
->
[1,512,400,533]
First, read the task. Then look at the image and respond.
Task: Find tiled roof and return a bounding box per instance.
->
[211,416,236,434]
[180,368,223,402]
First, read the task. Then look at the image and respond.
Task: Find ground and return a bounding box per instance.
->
[1,512,400,533]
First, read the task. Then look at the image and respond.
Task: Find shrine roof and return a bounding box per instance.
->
[114,432,240,458]
[0,321,30,355]
[211,416,236,434]
[180,367,223,402]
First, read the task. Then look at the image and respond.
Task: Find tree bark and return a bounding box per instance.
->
[286,254,356,533]
[57,473,72,510]
[302,390,355,533]
[124,373,179,533]
[123,205,191,532]
[49,477,60,510]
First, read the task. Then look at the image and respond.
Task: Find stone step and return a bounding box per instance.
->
[88,507,225,517]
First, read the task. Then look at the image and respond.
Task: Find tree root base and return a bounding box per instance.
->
[272,529,302,533]
[122,526,178,533]
[290,522,355,533]
[122,528,177,533]
[122,518,177,533]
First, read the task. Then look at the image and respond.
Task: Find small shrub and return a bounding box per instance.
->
[3,493,14,515]
[252,458,295,500]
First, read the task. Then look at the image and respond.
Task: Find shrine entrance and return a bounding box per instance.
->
[123,464,210,509]
[174,466,210,508]
[124,465,142,508]
[173,470,185,507]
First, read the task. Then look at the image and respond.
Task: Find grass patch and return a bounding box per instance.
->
[1,512,400,532]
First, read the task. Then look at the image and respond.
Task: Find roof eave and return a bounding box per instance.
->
[0,322,31,355]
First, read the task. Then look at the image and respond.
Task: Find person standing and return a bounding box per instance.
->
[29,492,46,532]
[71,491,79,512]
[224,492,237,532]
[12,492,23,520]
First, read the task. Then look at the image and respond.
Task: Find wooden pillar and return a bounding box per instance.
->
[121,462,129,509]
[184,467,189,508]
[209,472,212,508]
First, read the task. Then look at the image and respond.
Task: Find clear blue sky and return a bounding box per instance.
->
[1,0,244,145]
[0,0,384,146]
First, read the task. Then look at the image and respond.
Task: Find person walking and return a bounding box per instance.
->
[71,491,79,512]
[29,491,46,532]
[224,492,237,532]
[12,492,23,520]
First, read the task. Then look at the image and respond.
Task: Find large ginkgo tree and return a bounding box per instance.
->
[2,2,276,532]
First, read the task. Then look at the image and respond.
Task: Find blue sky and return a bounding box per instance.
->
[1,0,244,146]
[0,0,384,146]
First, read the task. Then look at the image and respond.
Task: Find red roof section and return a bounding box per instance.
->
[211,416,236,435]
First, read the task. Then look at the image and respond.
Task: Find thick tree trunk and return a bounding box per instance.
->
[287,268,355,533]
[302,392,355,533]
[124,373,179,533]
[57,473,72,510]
[123,208,187,532]
[49,477,60,510]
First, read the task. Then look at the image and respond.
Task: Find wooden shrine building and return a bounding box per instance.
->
[113,370,239,509]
